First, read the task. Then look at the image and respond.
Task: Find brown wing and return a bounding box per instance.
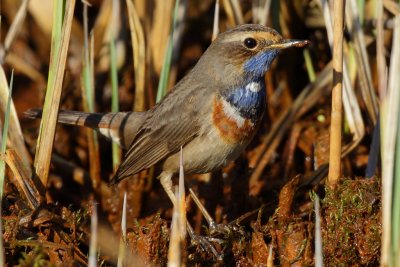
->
[111,80,207,184]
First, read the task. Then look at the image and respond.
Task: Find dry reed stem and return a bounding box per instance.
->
[327,0,344,188]
[34,0,76,188]
[126,0,146,112]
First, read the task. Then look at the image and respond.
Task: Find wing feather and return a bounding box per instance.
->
[112,78,209,183]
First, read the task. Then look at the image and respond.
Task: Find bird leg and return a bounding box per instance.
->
[159,171,223,260]
[159,171,177,206]
[188,188,237,236]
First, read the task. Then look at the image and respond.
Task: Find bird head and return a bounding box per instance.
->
[197,24,309,86]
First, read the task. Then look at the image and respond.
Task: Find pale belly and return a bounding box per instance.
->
[162,126,250,174]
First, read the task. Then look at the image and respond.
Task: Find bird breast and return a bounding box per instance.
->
[212,95,258,144]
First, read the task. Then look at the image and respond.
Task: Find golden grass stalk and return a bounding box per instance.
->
[33,0,76,188]
[126,0,146,112]
[327,0,344,187]
[381,14,400,267]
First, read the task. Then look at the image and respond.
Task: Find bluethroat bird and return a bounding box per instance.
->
[26,24,308,206]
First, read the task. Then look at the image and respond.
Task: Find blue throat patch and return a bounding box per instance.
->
[222,78,266,123]
[221,50,280,123]
[243,49,279,77]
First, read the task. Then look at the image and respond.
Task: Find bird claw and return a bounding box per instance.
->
[208,221,240,236]
[189,232,224,261]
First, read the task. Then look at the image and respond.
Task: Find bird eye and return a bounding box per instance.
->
[244,38,257,49]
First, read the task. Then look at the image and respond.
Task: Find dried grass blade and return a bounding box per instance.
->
[314,194,323,267]
[381,14,400,267]
[221,0,236,26]
[33,0,76,188]
[2,150,41,209]
[0,65,31,168]
[88,202,98,267]
[0,71,14,200]
[345,0,378,124]
[117,192,127,267]
[376,0,387,99]
[110,0,121,170]
[156,0,182,102]
[229,0,244,24]
[2,0,30,62]
[318,0,365,144]
[0,70,14,267]
[212,0,220,41]
[252,0,272,26]
[82,3,101,192]
[168,187,183,267]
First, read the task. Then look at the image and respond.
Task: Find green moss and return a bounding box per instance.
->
[322,177,381,266]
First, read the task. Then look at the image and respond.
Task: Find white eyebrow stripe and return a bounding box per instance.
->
[220,33,257,43]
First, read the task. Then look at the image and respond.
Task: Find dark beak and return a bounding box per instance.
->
[269,39,310,50]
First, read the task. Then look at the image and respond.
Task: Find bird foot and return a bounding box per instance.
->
[190,233,224,261]
[208,221,243,237]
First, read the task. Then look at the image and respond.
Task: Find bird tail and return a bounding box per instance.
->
[25,108,144,148]
[25,108,103,128]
